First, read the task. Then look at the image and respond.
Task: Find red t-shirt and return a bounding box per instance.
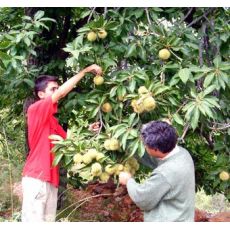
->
[22,96,66,187]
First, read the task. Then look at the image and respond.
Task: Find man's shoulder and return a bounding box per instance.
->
[177,146,190,154]
[176,146,194,165]
[28,97,52,113]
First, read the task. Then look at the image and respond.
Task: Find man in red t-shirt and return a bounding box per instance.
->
[21,64,102,222]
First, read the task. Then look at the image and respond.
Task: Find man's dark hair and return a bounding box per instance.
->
[141,121,178,154]
[23,75,58,115]
[34,75,58,99]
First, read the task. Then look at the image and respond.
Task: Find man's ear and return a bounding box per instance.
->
[37,91,45,99]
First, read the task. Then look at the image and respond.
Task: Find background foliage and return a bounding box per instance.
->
[0,7,229,200]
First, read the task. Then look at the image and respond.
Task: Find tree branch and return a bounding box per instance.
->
[178,123,190,143]
[208,123,230,131]
[198,36,204,67]
[175,100,188,114]
[202,23,212,67]
[180,7,194,24]
[187,8,215,28]
[87,7,96,23]
[104,7,107,18]
[96,109,105,137]
[145,8,152,25]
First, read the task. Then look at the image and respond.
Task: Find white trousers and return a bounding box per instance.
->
[21,177,58,222]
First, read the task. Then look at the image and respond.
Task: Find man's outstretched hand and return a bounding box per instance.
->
[85,64,102,76]
[119,171,132,185]
[88,121,101,133]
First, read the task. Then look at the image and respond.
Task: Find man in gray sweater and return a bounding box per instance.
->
[119,120,195,221]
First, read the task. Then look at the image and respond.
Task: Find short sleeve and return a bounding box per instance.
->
[28,96,55,126]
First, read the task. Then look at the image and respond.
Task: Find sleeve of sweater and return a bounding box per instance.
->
[127,172,171,211]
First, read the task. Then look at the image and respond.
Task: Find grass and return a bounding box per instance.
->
[0,161,22,221]
[195,188,230,213]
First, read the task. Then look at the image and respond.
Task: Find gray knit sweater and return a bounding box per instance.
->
[127,146,195,222]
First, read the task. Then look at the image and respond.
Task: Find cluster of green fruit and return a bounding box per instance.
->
[73,148,105,165]
[131,86,156,113]
[104,138,120,151]
[71,139,139,183]
[87,29,107,42]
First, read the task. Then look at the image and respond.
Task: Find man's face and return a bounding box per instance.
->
[38,81,59,99]
[145,146,166,159]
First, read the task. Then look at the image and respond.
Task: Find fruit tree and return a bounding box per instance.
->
[0,8,229,200]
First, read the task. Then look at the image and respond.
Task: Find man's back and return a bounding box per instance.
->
[127,146,195,221]
[151,146,195,221]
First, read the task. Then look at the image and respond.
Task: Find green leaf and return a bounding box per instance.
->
[90,107,100,118]
[129,139,139,157]
[121,131,129,150]
[205,97,220,108]
[0,51,11,60]
[172,113,184,126]
[139,46,146,61]
[190,89,197,98]
[128,113,137,126]
[64,155,72,166]
[178,68,191,84]
[217,76,226,90]
[220,33,229,42]
[220,71,229,84]
[164,63,179,69]
[126,43,136,57]
[129,129,138,138]
[169,74,180,86]
[213,56,222,68]
[77,27,90,33]
[117,85,126,98]
[103,57,116,69]
[153,86,170,96]
[138,141,145,158]
[168,97,178,106]
[38,17,56,23]
[34,10,45,21]
[110,124,124,131]
[110,86,118,98]
[186,42,199,50]
[183,101,195,113]
[203,85,216,96]
[219,63,230,71]
[24,37,31,46]
[198,104,207,116]
[128,79,136,93]
[105,21,119,30]
[23,79,34,88]
[0,40,11,49]
[114,127,127,139]
[191,107,200,130]
[52,153,64,166]
[184,103,195,121]
[202,102,214,118]
[203,72,215,88]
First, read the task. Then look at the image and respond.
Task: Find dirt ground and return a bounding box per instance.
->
[56,180,230,222]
